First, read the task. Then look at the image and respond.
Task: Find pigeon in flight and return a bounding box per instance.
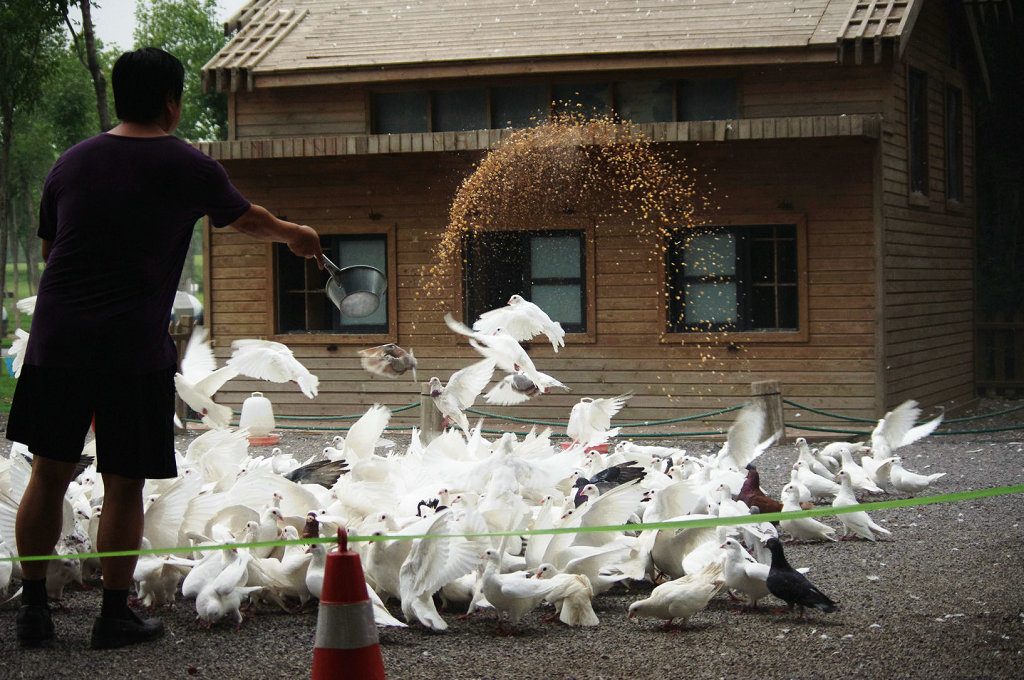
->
[358,344,418,380]
[472,294,565,352]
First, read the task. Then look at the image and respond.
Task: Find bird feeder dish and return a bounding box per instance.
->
[322,255,387,318]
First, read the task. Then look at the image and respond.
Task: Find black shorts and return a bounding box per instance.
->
[6,364,178,479]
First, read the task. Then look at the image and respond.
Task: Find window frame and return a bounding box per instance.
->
[458,221,597,344]
[944,81,964,208]
[268,222,398,345]
[907,66,930,205]
[659,214,808,344]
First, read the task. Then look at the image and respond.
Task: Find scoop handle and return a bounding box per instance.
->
[322,254,342,277]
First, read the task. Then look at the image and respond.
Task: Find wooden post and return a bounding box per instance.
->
[420,382,443,444]
[751,380,784,444]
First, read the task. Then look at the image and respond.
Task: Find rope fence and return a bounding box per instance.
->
[189,394,1024,438]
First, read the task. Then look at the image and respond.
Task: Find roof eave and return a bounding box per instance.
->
[204,45,838,92]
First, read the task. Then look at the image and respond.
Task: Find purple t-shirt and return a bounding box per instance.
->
[26,133,251,374]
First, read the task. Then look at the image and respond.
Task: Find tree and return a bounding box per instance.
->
[7,41,103,306]
[0,0,66,320]
[134,0,228,142]
[63,0,113,131]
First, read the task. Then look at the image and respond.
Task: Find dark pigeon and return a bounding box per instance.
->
[765,537,838,618]
[283,459,349,488]
[573,460,646,506]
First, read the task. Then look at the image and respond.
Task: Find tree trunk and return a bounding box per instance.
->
[23,184,37,294]
[10,200,19,333]
[80,0,112,131]
[0,94,12,326]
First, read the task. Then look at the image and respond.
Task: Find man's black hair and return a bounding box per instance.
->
[111,47,185,123]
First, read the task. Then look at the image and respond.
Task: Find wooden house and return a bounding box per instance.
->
[197,0,992,434]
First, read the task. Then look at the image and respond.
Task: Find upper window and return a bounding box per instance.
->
[908,68,929,196]
[666,224,798,333]
[677,78,738,121]
[370,77,739,133]
[276,233,390,335]
[463,229,586,333]
[492,85,549,128]
[945,84,963,203]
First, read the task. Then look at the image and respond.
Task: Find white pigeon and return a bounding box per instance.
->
[133,537,194,609]
[15,295,36,315]
[791,460,841,500]
[566,394,631,448]
[888,457,946,495]
[779,487,836,543]
[837,445,884,495]
[484,370,569,405]
[871,400,944,459]
[6,329,29,379]
[719,402,777,470]
[227,338,319,399]
[0,540,13,597]
[472,294,566,352]
[195,549,263,627]
[428,360,495,434]
[720,537,771,611]
[173,326,240,430]
[444,313,547,386]
[398,509,485,632]
[833,470,892,541]
[795,437,836,480]
[480,548,559,634]
[626,560,724,629]
[531,563,599,626]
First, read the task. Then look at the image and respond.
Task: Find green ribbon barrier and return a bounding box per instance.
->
[4,483,1023,564]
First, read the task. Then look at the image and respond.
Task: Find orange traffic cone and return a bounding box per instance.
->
[311,528,386,680]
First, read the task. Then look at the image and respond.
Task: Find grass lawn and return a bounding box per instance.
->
[1,263,43,413]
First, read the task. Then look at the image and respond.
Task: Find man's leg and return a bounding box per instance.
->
[16,457,79,579]
[89,472,164,649]
[95,472,145,594]
[14,456,78,646]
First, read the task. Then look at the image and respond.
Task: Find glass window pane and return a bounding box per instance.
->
[373,91,428,133]
[552,82,610,116]
[685,282,737,325]
[677,79,737,120]
[777,286,798,328]
[531,234,580,278]
[614,80,674,123]
[749,243,774,283]
[750,287,775,328]
[685,233,736,276]
[776,238,797,284]
[492,85,549,128]
[434,89,488,131]
[531,284,582,325]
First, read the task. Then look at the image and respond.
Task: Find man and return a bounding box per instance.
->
[6,47,323,649]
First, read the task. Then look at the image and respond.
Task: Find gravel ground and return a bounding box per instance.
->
[2,400,1024,680]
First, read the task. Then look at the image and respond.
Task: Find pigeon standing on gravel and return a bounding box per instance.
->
[765,537,838,619]
[888,457,947,495]
[832,470,892,541]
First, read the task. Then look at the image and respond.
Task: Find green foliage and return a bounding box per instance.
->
[133,0,228,142]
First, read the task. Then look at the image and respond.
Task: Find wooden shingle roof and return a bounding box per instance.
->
[203,0,923,90]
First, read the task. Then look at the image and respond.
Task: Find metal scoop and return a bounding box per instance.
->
[322,254,387,318]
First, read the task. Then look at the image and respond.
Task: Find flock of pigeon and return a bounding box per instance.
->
[0,294,949,634]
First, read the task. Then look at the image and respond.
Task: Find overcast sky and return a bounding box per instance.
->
[69,0,251,51]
